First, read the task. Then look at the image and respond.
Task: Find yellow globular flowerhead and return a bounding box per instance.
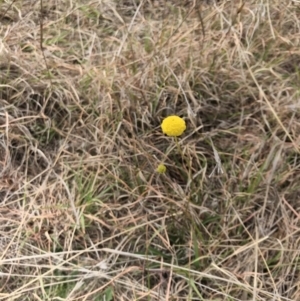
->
[161,115,186,137]
[156,163,166,174]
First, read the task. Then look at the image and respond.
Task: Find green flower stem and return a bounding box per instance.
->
[175,136,183,157]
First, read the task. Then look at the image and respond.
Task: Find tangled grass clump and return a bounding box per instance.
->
[1,0,300,300]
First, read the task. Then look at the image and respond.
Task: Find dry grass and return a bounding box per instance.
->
[1,0,300,300]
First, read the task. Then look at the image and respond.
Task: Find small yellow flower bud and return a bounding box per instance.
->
[156,164,166,174]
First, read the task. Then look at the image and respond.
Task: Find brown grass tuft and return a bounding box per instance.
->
[1,0,300,300]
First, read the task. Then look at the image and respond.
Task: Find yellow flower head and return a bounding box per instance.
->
[156,163,166,174]
[161,115,186,137]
